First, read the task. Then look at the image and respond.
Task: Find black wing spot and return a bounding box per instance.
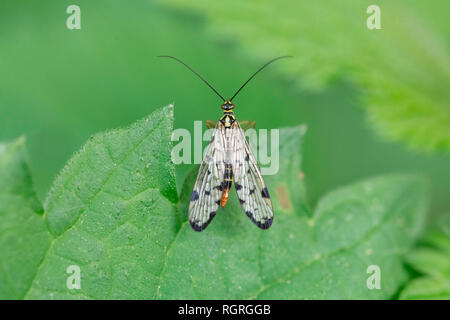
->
[259,218,273,229]
[245,154,250,161]
[261,187,270,199]
[190,221,203,232]
[205,190,211,195]
[235,182,242,190]
[249,188,256,195]
[216,200,221,206]
[239,199,245,205]
[214,184,223,191]
[245,211,273,230]
[190,211,217,232]
[190,190,199,201]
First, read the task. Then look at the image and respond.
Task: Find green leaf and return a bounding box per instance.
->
[400,218,450,299]
[23,105,179,299]
[157,0,450,152]
[1,106,428,299]
[0,137,51,299]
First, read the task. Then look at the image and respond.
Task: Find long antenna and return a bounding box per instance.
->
[230,56,292,101]
[157,55,225,101]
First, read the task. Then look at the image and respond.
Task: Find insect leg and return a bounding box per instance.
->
[239,120,256,131]
[206,120,217,129]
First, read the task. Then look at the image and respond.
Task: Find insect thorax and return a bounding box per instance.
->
[219,111,236,128]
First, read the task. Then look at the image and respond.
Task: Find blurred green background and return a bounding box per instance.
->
[0,0,449,222]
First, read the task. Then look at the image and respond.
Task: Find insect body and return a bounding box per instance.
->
[218,107,236,208]
[158,55,291,231]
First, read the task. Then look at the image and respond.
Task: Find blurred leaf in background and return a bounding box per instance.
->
[400,216,450,299]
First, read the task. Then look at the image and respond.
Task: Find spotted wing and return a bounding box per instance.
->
[188,123,225,231]
[232,122,274,229]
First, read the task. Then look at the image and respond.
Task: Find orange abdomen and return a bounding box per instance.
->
[221,188,230,207]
